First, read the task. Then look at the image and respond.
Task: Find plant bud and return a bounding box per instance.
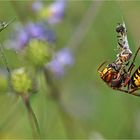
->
[26,39,51,67]
[11,68,32,94]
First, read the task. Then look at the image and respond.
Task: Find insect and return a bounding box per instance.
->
[98,22,140,97]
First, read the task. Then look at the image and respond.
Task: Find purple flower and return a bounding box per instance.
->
[56,48,74,66]
[32,0,43,12]
[32,0,67,25]
[48,59,64,77]
[25,22,56,43]
[5,23,29,50]
[5,22,56,51]
[47,0,67,25]
[47,48,74,78]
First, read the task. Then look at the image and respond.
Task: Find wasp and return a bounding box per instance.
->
[98,47,140,97]
[98,22,140,97]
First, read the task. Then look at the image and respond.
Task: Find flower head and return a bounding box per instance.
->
[46,0,67,25]
[5,23,29,50]
[5,22,56,51]
[32,0,43,12]
[47,48,74,78]
[25,22,56,42]
[32,0,67,25]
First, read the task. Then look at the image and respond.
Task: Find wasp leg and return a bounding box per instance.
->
[129,88,140,97]
[113,88,140,97]
[128,46,140,74]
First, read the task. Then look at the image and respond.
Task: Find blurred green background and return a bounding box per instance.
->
[0,0,140,139]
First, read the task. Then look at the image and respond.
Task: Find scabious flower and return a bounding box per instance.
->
[47,48,74,78]
[32,0,67,25]
[5,21,56,51]
[25,22,56,43]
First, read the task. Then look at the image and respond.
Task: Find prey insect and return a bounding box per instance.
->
[98,22,140,97]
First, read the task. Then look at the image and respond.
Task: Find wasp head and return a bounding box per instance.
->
[98,61,114,82]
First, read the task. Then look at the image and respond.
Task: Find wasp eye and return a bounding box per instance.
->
[116,24,125,33]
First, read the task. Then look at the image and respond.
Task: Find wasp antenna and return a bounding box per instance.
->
[97,61,107,72]
[122,21,126,28]
[131,46,140,65]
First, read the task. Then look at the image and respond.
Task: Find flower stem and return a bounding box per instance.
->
[22,94,41,139]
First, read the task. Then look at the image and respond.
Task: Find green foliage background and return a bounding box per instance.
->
[0,0,140,139]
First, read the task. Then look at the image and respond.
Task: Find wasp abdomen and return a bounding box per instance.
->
[131,66,140,87]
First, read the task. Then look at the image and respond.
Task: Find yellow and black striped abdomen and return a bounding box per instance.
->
[131,66,140,87]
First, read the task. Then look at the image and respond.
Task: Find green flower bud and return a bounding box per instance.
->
[26,39,51,67]
[11,68,32,94]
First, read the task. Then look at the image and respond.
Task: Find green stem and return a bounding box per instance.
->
[22,94,41,139]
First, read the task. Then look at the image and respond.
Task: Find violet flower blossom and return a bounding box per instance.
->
[47,0,67,25]
[47,48,74,78]
[5,23,29,50]
[32,0,43,12]
[5,22,56,51]
[32,0,67,25]
[25,22,56,43]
